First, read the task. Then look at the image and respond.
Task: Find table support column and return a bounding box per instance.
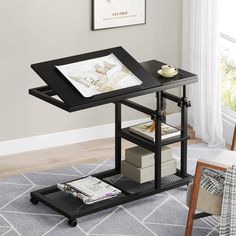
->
[154,92,162,189]
[161,91,166,123]
[115,102,122,173]
[181,86,188,177]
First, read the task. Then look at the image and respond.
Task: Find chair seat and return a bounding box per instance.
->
[185,127,236,235]
[186,183,222,216]
[186,150,236,216]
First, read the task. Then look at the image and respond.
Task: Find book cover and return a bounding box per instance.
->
[129,121,180,141]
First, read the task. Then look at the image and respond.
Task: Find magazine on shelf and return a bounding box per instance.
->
[129,121,180,141]
[56,53,142,98]
[57,176,121,204]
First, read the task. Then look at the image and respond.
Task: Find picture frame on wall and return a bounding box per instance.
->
[92,0,146,30]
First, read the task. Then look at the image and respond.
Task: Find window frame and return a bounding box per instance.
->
[220,2,236,144]
[220,32,236,118]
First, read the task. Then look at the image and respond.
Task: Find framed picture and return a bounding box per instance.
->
[92,0,146,30]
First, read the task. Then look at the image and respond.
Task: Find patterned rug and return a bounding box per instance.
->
[0,143,222,236]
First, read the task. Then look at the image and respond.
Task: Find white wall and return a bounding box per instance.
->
[0,0,183,141]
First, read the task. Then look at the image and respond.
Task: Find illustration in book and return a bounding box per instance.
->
[56,53,142,97]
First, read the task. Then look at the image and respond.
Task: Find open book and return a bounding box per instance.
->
[56,53,142,97]
[129,121,180,141]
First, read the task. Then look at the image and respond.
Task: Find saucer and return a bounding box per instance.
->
[157,69,178,78]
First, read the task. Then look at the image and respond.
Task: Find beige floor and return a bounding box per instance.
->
[0,137,202,178]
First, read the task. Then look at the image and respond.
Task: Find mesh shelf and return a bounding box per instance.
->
[103,173,183,195]
[43,173,184,213]
[45,191,84,212]
[31,171,191,219]
[44,187,126,214]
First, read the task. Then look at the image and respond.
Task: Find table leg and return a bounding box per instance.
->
[181,86,188,177]
[161,91,166,123]
[155,92,162,189]
[115,102,122,172]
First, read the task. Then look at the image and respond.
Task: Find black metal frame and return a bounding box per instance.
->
[29,51,198,227]
[30,86,193,227]
[193,212,212,219]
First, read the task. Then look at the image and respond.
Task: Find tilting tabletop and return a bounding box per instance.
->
[29,46,197,112]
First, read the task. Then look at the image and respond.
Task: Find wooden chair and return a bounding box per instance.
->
[185,125,236,236]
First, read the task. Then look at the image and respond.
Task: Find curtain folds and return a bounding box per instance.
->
[182,0,225,147]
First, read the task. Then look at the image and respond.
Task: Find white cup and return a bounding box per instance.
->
[162,65,176,76]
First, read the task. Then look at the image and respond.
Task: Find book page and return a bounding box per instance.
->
[56,53,142,97]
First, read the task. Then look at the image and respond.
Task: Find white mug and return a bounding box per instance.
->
[162,65,176,76]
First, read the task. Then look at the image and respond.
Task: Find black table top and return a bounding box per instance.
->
[30,47,197,112]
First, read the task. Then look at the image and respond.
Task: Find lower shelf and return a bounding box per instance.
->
[103,172,188,194]
[30,169,192,220]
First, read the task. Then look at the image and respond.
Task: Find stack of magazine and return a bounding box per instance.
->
[57,176,121,205]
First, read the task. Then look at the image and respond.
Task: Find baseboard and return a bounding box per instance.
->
[0,113,180,157]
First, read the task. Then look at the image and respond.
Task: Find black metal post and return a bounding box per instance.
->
[162,92,182,103]
[180,86,188,177]
[115,102,122,173]
[120,100,154,116]
[161,91,166,123]
[154,92,162,189]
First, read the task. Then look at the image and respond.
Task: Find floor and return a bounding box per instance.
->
[0,137,202,178]
[0,142,220,236]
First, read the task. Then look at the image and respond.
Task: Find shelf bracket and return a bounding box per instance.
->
[177,98,191,108]
[151,110,166,122]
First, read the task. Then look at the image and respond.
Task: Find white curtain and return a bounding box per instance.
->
[182,0,225,147]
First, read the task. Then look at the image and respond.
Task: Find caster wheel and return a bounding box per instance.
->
[30,198,39,205]
[68,219,77,227]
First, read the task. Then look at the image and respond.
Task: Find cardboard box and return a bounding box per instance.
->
[125,146,172,168]
[121,158,177,184]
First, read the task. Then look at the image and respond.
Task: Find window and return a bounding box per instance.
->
[220,0,236,113]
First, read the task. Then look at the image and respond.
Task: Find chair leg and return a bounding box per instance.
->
[185,162,203,236]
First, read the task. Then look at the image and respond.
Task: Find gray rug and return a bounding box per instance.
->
[0,143,222,236]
